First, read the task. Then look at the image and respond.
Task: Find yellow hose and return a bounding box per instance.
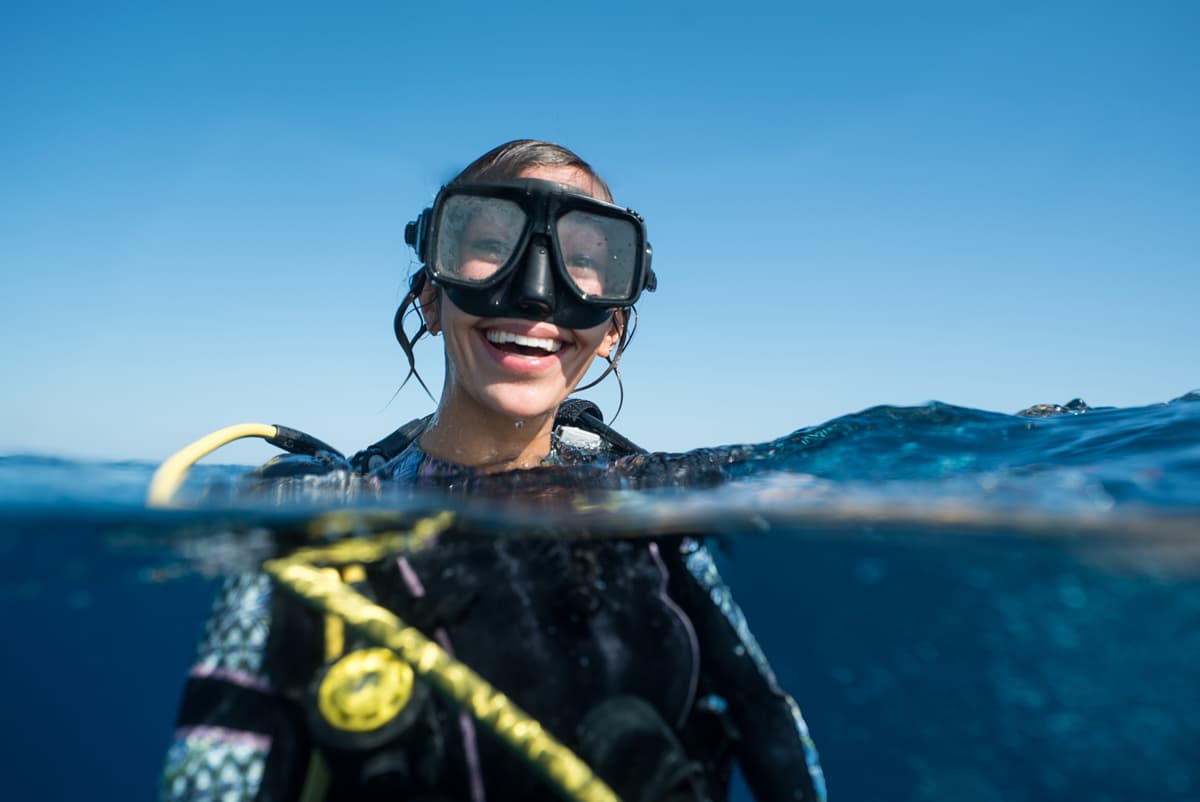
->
[146,423,279,507]
[265,553,620,802]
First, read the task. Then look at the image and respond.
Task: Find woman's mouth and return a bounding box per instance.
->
[483,328,564,357]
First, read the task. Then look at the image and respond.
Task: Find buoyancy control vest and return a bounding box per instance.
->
[285,538,726,802]
[239,403,739,800]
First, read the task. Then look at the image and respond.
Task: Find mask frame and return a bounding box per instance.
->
[405,179,655,328]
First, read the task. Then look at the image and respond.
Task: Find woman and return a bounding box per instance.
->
[161,140,826,802]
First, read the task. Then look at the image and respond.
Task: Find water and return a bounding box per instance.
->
[3,395,1199,801]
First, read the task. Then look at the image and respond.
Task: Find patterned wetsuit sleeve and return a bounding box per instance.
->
[668,539,827,802]
[160,572,312,802]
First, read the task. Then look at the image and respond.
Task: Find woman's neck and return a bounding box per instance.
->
[417,389,557,473]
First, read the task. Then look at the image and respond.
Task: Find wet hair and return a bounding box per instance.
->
[453,139,614,201]
[394,139,638,413]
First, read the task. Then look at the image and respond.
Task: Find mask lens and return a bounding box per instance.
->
[434,196,527,283]
[556,210,639,302]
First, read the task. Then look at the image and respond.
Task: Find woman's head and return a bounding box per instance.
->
[395,140,647,422]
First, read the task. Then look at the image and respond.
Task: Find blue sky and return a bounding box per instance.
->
[2,2,1197,462]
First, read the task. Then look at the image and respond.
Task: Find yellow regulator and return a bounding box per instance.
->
[319,648,415,733]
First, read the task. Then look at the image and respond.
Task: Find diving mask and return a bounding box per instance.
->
[405,179,656,328]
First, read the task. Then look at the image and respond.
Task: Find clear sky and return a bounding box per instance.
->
[2,1,1197,463]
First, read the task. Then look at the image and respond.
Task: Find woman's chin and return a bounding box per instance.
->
[482,387,566,424]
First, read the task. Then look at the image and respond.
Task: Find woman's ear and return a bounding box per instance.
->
[419,280,442,335]
[596,312,625,359]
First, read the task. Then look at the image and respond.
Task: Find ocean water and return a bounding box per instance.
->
[2,395,1199,802]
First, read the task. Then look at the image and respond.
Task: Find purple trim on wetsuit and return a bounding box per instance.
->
[397,555,487,802]
[396,555,426,596]
[173,725,273,752]
[188,665,274,693]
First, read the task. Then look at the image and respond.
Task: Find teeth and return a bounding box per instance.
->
[485,329,562,353]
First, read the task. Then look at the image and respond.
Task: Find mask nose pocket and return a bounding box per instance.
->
[512,235,557,316]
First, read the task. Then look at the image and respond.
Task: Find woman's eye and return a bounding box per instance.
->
[467,238,506,262]
[566,261,604,295]
[566,253,597,270]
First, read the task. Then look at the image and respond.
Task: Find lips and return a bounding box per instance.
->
[478,323,571,362]
[483,328,563,355]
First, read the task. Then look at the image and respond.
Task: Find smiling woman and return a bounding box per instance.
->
[388,142,655,472]
[412,170,624,466]
[160,140,826,802]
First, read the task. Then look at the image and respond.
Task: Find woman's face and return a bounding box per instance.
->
[422,164,623,423]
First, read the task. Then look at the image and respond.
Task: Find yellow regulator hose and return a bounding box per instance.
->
[147,422,344,507]
[264,553,620,802]
[147,423,279,507]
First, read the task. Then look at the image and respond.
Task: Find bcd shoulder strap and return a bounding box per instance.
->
[554,399,645,458]
[349,414,433,473]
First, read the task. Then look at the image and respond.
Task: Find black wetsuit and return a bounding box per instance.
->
[161,441,826,802]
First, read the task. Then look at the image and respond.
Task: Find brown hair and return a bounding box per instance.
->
[394,139,637,409]
[451,139,613,200]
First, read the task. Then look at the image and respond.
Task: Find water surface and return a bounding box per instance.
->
[3,395,1198,801]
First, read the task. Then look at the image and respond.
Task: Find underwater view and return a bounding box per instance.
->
[3,394,1199,802]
